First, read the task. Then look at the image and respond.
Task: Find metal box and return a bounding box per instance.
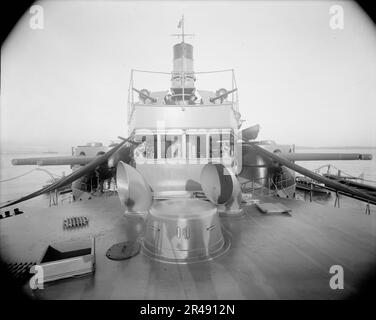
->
[39,237,95,283]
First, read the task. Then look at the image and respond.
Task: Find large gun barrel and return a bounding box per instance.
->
[12,156,97,166]
[281,153,372,161]
[247,143,376,205]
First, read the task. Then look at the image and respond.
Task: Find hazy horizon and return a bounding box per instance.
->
[1,0,376,151]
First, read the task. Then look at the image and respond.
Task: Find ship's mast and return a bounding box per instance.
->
[181,14,185,43]
[180,16,185,106]
[171,15,194,44]
[171,16,195,105]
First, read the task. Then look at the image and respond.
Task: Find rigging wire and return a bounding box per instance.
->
[0,168,62,183]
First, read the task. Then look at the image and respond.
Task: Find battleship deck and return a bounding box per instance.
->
[1,194,375,299]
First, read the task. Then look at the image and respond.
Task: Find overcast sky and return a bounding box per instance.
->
[1,0,375,152]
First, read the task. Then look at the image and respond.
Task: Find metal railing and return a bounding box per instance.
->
[241,176,273,197]
[241,174,295,198]
[127,68,239,124]
[48,177,117,207]
[314,164,376,185]
[274,172,295,190]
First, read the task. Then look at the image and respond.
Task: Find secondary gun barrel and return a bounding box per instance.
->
[281,153,372,161]
[132,88,157,103]
[209,88,238,103]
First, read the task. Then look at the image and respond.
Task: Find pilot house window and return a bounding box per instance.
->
[134,130,234,161]
[161,135,182,158]
[209,133,221,158]
[221,132,234,158]
[208,131,234,159]
[186,134,206,159]
[134,135,157,160]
